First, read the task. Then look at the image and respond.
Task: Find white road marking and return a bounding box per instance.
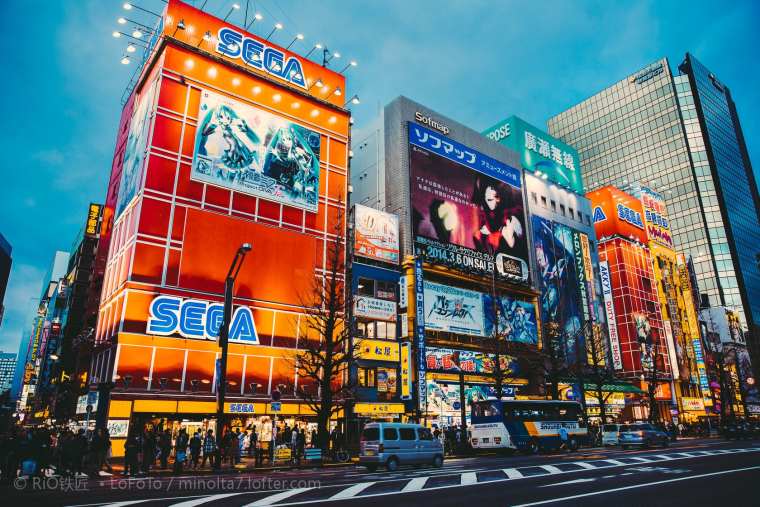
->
[602,459,626,466]
[402,477,429,492]
[503,468,524,479]
[540,478,596,487]
[570,461,597,470]
[168,493,243,507]
[627,456,653,463]
[511,465,760,507]
[76,497,206,507]
[244,488,313,506]
[329,482,375,500]
[460,472,478,485]
[539,465,564,474]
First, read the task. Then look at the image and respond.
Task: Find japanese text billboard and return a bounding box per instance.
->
[192,89,321,212]
[483,116,584,194]
[423,281,485,336]
[354,295,396,321]
[353,204,400,264]
[637,186,674,249]
[425,346,518,376]
[409,123,530,283]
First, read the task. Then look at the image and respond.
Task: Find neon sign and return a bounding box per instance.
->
[216,27,306,89]
[616,203,644,229]
[147,295,259,343]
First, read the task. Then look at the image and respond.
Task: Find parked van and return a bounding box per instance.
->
[602,424,622,446]
[359,423,444,472]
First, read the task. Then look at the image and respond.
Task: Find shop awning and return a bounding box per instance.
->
[559,377,645,394]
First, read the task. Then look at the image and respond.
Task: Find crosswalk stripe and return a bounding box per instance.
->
[677,452,697,457]
[402,477,429,492]
[244,488,313,507]
[539,465,563,474]
[330,482,376,500]
[602,459,625,466]
[461,472,478,485]
[168,493,243,507]
[571,461,597,470]
[628,456,653,462]
[503,468,524,479]
[651,454,674,460]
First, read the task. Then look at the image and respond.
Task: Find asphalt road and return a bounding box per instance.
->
[5,438,760,507]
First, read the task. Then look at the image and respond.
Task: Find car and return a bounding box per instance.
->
[359,422,444,472]
[602,424,622,446]
[619,423,670,449]
[722,420,755,440]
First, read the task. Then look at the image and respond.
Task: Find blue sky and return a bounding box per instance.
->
[1,0,759,354]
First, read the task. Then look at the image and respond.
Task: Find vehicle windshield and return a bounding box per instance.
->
[603,425,618,432]
[361,427,379,441]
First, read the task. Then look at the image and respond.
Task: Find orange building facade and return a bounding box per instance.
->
[89,0,350,454]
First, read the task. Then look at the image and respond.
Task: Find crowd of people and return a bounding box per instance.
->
[432,425,469,455]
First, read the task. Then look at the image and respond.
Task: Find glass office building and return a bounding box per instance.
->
[548,54,760,378]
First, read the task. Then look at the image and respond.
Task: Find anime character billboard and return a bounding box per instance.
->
[531,216,585,361]
[482,294,539,345]
[116,79,158,217]
[409,123,529,283]
[192,89,321,212]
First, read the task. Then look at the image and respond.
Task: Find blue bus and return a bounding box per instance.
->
[470,400,587,453]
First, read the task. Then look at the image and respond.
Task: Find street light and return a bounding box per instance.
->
[214,242,252,469]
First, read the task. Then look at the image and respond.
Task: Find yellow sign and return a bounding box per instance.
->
[356,339,400,362]
[275,447,292,460]
[354,402,405,415]
[400,342,412,400]
[681,397,705,412]
[86,203,102,236]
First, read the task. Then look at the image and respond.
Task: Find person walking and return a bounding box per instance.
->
[159,429,172,469]
[296,428,305,463]
[201,429,216,469]
[189,431,202,470]
[290,427,299,462]
[142,429,156,474]
[123,432,140,477]
[173,429,189,474]
[248,427,257,459]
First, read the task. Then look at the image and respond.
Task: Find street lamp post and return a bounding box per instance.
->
[214,243,252,469]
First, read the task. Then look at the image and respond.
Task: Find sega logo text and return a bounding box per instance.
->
[616,203,644,229]
[147,295,259,343]
[216,27,306,89]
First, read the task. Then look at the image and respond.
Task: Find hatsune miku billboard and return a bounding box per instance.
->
[192,89,321,212]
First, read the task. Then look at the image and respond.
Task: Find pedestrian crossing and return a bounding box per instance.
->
[80,447,760,507]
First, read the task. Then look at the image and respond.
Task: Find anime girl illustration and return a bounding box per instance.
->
[197,103,261,182]
[472,178,524,255]
[263,126,319,204]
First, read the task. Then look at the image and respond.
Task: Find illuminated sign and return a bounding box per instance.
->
[592,206,606,223]
[353,204,400,264]
[215,27,306,88]
[228,403,255,414]
[599,261,623,370]
[354,296,396,321]
[423,281,485,337]
[414,111,450,135]
[680,397,705,412]
[400,342,412,400]
[86,203,102,237]
[353,402,406,415]
[356,339,400,362]
[616,203,644,229]
[414,258,426,408]
[147,295,259,344]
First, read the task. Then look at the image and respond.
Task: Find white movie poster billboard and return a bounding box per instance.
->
[423,281,485,336]
[192,89,321,212]
[354,204,400,263]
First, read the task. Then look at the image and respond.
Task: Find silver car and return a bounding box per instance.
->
[619,423,670,449]
[359,422,444,472]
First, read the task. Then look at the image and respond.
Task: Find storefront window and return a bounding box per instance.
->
[358,367,376,387]
[376,281,396,300]
[357,278,375,296]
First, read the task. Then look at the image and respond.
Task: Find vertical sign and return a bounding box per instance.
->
[599,261,623,370]
[572,231,591,325]
[662,320,680,380]
[398,275,408,309]
[400,341,412,400]
[692,338,712,407]
[580,234,596,321]
[414,258,427,410]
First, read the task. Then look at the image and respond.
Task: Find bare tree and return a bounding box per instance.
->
[582,323,618,425]
[290,205,357,450]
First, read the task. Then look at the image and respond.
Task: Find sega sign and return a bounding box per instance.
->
[147,295,259,344]
[616,203,644,229]
[216,27,306,89]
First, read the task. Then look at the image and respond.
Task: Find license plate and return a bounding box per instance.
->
[365,450,375,456]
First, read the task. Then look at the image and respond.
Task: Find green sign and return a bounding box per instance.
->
[483,116,584,194]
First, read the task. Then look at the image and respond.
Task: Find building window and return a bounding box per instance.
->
[569,207,575,220]
[541,196,548,207]
[551,200,557,212]
[560,204,566,216]
[376,280,396,300]
[375,321,397,340]
[531,192,538,204]
[358,367,376,387]
[357,278,374,297]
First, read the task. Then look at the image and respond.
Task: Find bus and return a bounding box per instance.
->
[470,400,587,453]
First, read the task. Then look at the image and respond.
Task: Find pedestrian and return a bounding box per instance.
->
[173,428,189,474]
[248,427,257,459]
[124,432,140,477]
[311,429,318,448]
[296,428,305,463]
[159,429,172,469]
[189,431,202,470]
[142,429,156,474]
[233,428,243,465]
[291,427,299,459]
[202,429,216,469]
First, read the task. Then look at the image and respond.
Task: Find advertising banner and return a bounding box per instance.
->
[580,233,597,320]
[400,341,412,400]
[353,204,400,264]
[599,261,623,370]
[482,294,539,345]
[662,320,680,380]
[638,186,674,249]
[399,276,408,308]
[572,231,591,326]
[736,347,760,404]
[354,295,396,321]
[680,397,705,412]
[355,339,400,362]
[409,123,530,283]
[423,281,485,336]
[192,89,321,212]
[425,346,518,376]
[414,258,426,408]
[692,337,713,407]
[116,78,158,218]
[589,186,648,244]
[85,203,102,237]
[377,367,397,393]
[483,116,584,194]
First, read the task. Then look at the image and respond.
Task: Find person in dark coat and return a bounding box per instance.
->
[159,429,172,469]
[123,432,140,477]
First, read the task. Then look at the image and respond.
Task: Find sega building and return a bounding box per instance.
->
[89,0,350,455]
[348,204,405,422]
[588,186,674,422]
[351,97,539,428]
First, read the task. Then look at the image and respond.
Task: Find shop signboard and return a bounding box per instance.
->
[85,203,102,237]
[638,186,674,249]
[192,89,322,212]
[353,204,400,264]
[229,403,255,413]
[692,338,713,407]
[409,123,530,284]
[588,186,648,244]
[107,419,130,438]
[599,261,623,370]
[662,320,680,380]
[400,341,412,400]
[377,368,397,393]
[414,258,426,408]
[399,276,408,309]
[354,295,396,321]
[354,403,405,416]
[423,281,485,336]
[424,347,518,376]
[483,116,584,194]
[355,339,400,362]
[680,397,705,412]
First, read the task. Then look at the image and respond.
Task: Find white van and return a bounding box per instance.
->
[359,422,444,472]
[602,424,622,446]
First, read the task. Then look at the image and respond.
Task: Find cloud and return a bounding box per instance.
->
[33,149,65,166]
[0,263,45,353]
